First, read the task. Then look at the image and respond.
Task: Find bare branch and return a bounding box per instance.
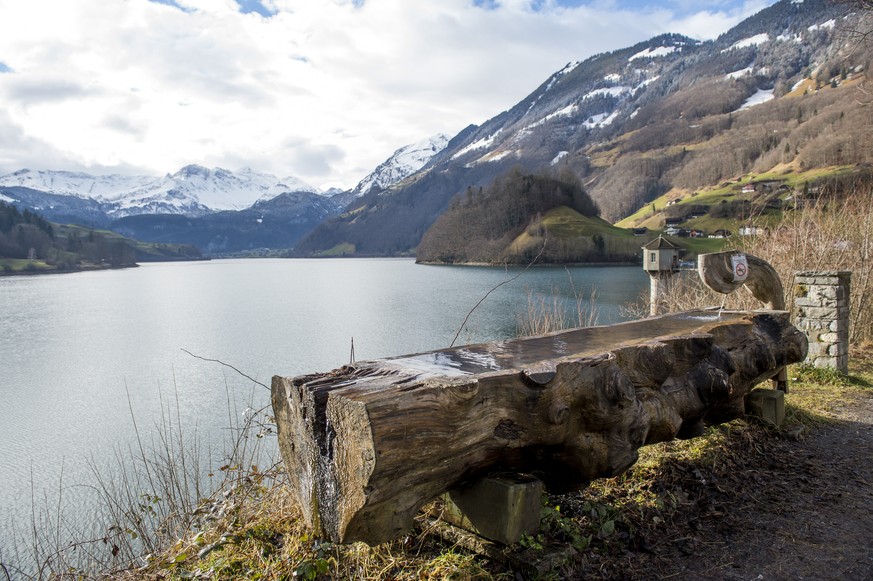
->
[180,349,269,390]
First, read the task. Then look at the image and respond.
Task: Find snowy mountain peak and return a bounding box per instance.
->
[0,168,155,199]
[352,134,450,197]
[0,165,320,218]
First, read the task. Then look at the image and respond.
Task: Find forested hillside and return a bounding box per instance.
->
[416,169,640,263]
[0,202,201,273]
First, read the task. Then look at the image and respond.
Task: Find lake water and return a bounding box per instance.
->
[0,258,647,562]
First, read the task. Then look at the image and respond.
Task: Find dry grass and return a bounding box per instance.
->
[516,284,599,337]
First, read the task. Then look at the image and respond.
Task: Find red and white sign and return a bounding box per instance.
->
[731,253,748,282]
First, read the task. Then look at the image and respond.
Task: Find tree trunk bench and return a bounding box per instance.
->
[271,309,807,545]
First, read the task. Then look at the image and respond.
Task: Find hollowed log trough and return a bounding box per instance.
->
[272,309,807,545]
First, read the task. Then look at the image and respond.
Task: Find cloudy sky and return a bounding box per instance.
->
[0,0,775,189]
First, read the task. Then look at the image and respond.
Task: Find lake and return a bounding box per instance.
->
[0,258,647,562]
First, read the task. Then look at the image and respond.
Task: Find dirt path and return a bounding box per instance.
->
[615,385,873,580]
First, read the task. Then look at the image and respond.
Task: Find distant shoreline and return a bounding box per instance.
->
[0,263,139,277]
[415,260,640,267]
[0,256,210,277]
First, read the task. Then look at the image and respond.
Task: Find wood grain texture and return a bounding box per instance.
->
[272,310,807,544]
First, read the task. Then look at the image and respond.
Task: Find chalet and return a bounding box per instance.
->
[741,184,756,194]
[664,216,684,226]
[739,225,765,236]
[710,228,732,238]
[632,227,648,236]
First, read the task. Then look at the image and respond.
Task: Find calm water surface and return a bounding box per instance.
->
[0,258,647,556]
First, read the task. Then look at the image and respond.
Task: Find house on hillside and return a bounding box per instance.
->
[632,227,648,236]
[741,184,756,194]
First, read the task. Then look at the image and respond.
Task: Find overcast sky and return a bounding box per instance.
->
[0,0,775,189]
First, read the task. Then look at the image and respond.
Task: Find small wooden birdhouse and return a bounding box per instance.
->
[642,236,680,274]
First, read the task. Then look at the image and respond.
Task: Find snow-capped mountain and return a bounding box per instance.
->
[0,165,338,253]
[0,165,319,218]
[0,169,156,200]
[351,134,450,197]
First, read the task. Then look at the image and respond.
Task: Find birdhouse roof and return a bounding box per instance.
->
[642,236,680,250]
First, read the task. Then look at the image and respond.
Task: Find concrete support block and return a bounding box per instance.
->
[746,388,785,427]
[441,475,543,545]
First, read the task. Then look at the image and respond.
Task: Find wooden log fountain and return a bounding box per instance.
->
[272,309,807,545]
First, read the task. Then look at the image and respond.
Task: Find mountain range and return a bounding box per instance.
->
[2,0,871,257]
[0,134,449,253]
[295,0,873,256]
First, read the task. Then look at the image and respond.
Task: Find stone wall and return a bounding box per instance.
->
[794,271,851,374]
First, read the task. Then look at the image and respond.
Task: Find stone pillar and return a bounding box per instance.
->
[794,271,851,374]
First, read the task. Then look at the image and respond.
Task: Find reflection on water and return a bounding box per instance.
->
[0,258,647,556]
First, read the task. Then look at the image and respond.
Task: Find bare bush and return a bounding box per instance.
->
[2,378,278,579]
[737,175,873,342]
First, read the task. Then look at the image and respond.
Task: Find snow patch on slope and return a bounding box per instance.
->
[723,33,770,52]
[808,19,835,32]
[465,149,515,168]
[584,86,631,100]
[583,111,619,129]
[551,151,569,165]
[726,66,754,79]
[629,46,677,61]
[738,88,775,111]
[452,130,503,160]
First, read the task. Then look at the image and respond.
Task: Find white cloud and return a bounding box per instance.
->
[0,0,774,189]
